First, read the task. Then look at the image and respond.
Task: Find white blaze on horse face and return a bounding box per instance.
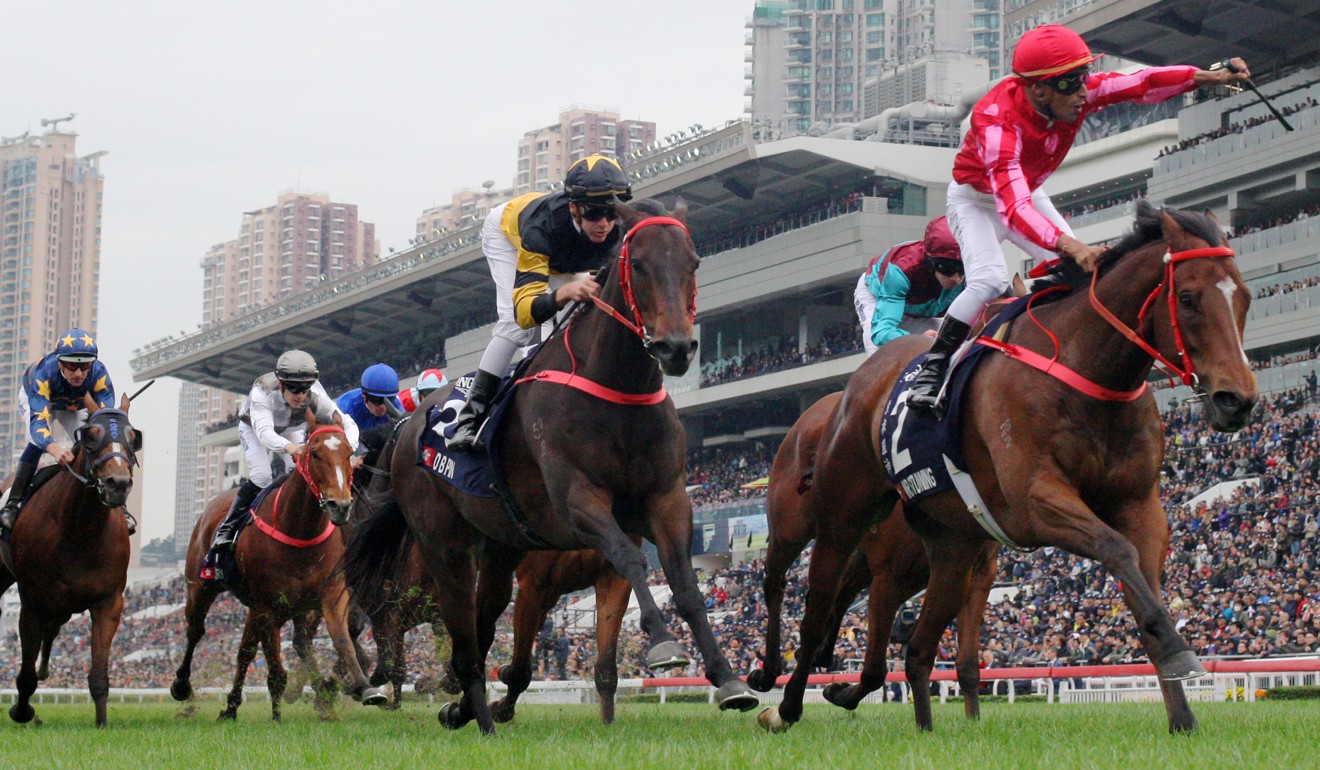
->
[1216,276,1249,365]
[335,465,345,491]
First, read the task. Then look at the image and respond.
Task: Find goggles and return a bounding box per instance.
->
[1037,67,1090,95]
[59,360,93,372]
[364,393,387,406]
[578,204,618,223]
[930,257,964,276]
[281,381,313,394]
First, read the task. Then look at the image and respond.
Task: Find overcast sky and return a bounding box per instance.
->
[4,1,751,543]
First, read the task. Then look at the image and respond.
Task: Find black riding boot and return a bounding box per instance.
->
[0,461,38,532]
[446,370,503,453]
[906,316,972,414]
[209,479,261,554]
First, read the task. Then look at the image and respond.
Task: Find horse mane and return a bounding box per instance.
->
[1030,200,1227,294]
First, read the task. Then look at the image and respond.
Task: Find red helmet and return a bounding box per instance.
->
[1012,24,1100,79]
[924,217,962,275]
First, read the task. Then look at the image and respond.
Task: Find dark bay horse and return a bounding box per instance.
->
[0,394,138,727]
[345,198,757,734]
[748,392,996,718]
[760,202,1256,735]
[171,412,386,720]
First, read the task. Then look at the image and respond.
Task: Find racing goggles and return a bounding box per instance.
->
[281,381,313,394]
[930,257,964,276]
[364,393,388,406]
[58,359,93,372]
[1038,67,1090,95]
[577,203,618,223]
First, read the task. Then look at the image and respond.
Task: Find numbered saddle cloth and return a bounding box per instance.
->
[415,372,514,498]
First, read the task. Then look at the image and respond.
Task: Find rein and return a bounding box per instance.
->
[517,215,693,406]
[978,245,1234,401]
[253,425,347,547]
[65,409,138,505]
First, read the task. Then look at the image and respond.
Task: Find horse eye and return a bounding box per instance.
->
[1179,292,1197,310]
[631,261,646,276]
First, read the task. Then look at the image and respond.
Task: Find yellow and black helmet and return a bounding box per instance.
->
[563,154,632,202]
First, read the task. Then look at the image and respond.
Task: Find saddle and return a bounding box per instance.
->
[198,477,287,582]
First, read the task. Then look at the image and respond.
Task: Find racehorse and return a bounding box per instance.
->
[171,411,386,720]
[0,394,138,727]
[760,202,1256,735]
[747,392,996,718]
[344,198,757,734]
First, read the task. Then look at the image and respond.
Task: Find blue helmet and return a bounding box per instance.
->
[360,363,400,397]
[56,328,99,363]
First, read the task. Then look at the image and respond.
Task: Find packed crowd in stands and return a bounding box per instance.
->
[700,320,862,387]
[1228,204,1320,240]
[1058,194,1141,220]
[5,389,1320,692]
[1156,97,1319,159]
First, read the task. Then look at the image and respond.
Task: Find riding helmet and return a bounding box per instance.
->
[417,368,448,395]
[1012,24,1100,79]
[923,216,963,274]
[360,363,400,397]
[275,349,319,384]
[55,328,99,362]
[563,154,632,202]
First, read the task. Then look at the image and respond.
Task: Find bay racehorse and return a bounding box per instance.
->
[348,427,634,720]
[747,392,997,717]
[171,412,386,720]
[344,198,757,734]
[760,202,1256,735]
[0,394,138,727]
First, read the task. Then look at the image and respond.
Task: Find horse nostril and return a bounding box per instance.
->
[1211,391,1246,414]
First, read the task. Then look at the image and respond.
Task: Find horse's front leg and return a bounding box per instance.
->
[747,508,815,693]
[1029,479,1202,692]
[321,577,387,706]
[1111,496,1199,734]
[490,559,541,724]
[644,484,758,712]
[592,566,631,724]
[8,608,47,725]
[87,593,125,727]
[823,547,911,712]
[220,612,265,720]
[172,578,222,703]
[953,543,999,720]
[261,622,287,721]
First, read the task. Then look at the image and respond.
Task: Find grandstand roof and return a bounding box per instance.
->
[1069,0,1320,71]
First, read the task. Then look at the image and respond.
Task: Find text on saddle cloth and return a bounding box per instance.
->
[416,372,510,498]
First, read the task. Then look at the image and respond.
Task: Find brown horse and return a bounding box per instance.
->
[747,391,997,716]
[0,394,138,727]
[345,198,757,734]
[171,412,386,720]
[760,202,1256,735]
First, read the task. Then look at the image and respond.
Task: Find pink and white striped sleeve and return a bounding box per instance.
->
[1087,66,1199,109]
[979,123,1063,252]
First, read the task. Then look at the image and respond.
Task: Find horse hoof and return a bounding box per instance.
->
[756,706,793,733]
[1157,650,1206,681]
[169,680,193,702]
[746,668,777,693]
[437,702,466,730]
[9,703,34,724]
[716,680,759,712]
[822,682,856,710]
[491,701,516,724]
[645,640,689,671]
[358,687,388,707]
[217,710,237,721]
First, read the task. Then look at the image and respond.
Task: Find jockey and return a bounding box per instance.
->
[398,367,448,413]
[206,350,359,560]
[907,24,1253,413]
[1,329,131,534]
[336,362,403,432]
[447,154,631,452]
[854,216,965,355]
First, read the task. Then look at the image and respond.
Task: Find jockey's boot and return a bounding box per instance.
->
[208,480,261,556]
[446,370,502,453]
[906,316,972,414]
[0,461,38,532]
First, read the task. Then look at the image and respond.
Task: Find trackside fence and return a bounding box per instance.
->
[2,658,1316,708]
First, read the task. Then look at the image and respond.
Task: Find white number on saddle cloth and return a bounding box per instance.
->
[887,387,914,476]
[432,395,467,437]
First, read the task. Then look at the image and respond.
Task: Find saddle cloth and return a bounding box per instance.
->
[416,371,518,498]
[198,476,287,582]
[879,296,1032,508]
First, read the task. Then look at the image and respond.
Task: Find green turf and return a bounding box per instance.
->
[1,699,1315,770]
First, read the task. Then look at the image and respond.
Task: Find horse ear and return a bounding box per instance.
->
[615,199,642,231]
[120,393,131,413]
[1159,208,1190,249]
[84,392,99,413]
[306,407,317,429]
[670,198,689,223]
[131,428,144,454]
[1010,273,1028,297]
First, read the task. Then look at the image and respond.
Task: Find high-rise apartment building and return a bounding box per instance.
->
[746,0,1002,133]
[416,183,517,239]
[0,125,106,462]
[174,191,379,554]
[513,106,656,196]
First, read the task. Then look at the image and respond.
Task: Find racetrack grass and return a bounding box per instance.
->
[1,699,1316,770]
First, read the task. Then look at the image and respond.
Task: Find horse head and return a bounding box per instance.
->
[301,409,355,525]
[77,392,139,508]
[1146,206,1257,431]
[610,199,700,376]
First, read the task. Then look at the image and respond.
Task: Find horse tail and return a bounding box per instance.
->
[341,492,409,615]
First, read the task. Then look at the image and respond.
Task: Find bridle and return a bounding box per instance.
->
[589,216,698,348]
[256,425,351,548]
[65,409,138,507]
